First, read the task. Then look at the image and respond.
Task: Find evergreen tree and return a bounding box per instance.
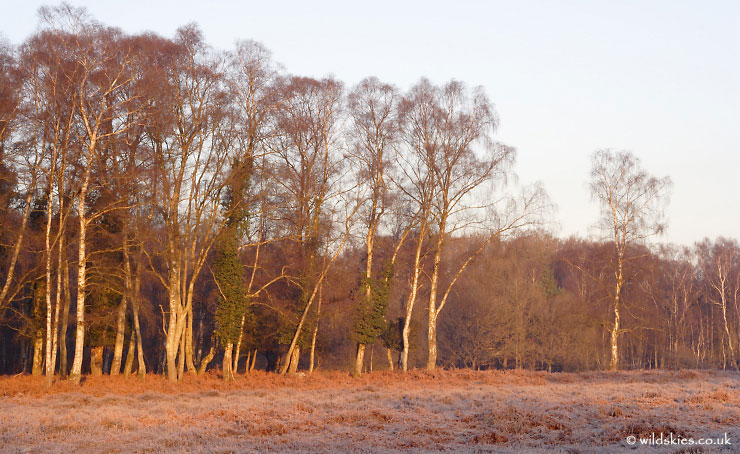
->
[351,262,393,375]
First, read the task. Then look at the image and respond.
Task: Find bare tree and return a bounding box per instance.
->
[590,149,671,370]
[347,77,400,377]
[219,39,279,379]
[267,76,346,375]
[697,238,740,369]
[20,28,80,385]
[34,5,144,383]
[398,79,541,370]
[143,26,235,382]
[0,40,41,311]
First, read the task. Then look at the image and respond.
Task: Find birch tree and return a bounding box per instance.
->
[347,77,400,377]
[221,39,279,377]
[398,79,541,370]
[0,41,42,312]
[590,149,671,371]
[697,238,740,369]
[20,29,80,385]
[143,26,237,381]
[34,5,142,383]
[268,76,345,375]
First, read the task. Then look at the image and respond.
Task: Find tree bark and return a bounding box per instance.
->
[90,346,103,376]
[113,232,135,376]
[223,343,234,382]
[44,161,57,387]
[110,295,128,376]
[0,178,36,308]
[31,332,44,376]
[353,343,366,378]
[165,257,182,382]
[59,258,71,378]
[198,344,215,375]
[123,323,135,377]
[186,305,196,374]
[309,285,321,374]
[427,311,438,370]
[426,228,445,371]
[233,314,246,374]
[402,226,426,372]
[70,173,91,384]
[249,349,257,372]
[610,257,624,371]
[132,284,145,378]
[177,322,186,380]
[287,346,300,375]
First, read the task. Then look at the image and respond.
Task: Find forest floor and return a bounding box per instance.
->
[1,369,739,453]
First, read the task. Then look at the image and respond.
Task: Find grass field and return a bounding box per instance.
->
[1,369,738,453]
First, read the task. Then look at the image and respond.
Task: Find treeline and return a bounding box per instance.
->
[0,5,737,383]
[440,234,740,372]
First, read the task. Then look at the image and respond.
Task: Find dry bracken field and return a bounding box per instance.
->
[1,369,739,453]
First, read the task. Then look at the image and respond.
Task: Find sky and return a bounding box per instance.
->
[1,0,738,246]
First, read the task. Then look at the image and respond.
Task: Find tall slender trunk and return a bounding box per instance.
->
[186,305,196,374]
[427,312,438,370]
[249,349,257,372]
[0,176,36,308]
[112,233,134,376]
[59,257,70,378]
[132,272,145,378]
[309,284,321,374]
[233,314,246,374]
[123,321,135,377]
[165,256,182,382]
[719,282,735,368]
[110,296,128,376]
[51,145,69,383]
[610,254,624,371]
[610,302,620,371]
[426,226,445,370]
[402,224,426,372]
[43,166,56,386]
[386,348,394,371]
[177,322,186,380]
[70,172,91,384]
[49,227,66,383]
[354,224,376,377]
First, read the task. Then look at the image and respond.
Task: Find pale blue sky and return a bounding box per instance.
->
[2,0,738,246]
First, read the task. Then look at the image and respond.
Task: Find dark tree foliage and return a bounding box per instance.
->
[213,226,247,346]
[213,159,251,347]
[352,262,393,345]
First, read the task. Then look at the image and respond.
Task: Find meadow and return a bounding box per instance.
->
[1,369,739,453]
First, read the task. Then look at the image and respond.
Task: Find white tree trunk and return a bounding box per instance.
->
[70,177,90,384]
[233,314,246,374]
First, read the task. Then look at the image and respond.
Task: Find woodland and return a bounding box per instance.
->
[1,4,740,387]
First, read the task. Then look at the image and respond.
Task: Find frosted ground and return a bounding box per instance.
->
[1,369,738,453]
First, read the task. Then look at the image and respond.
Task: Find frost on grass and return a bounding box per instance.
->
[1,369,738,453]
